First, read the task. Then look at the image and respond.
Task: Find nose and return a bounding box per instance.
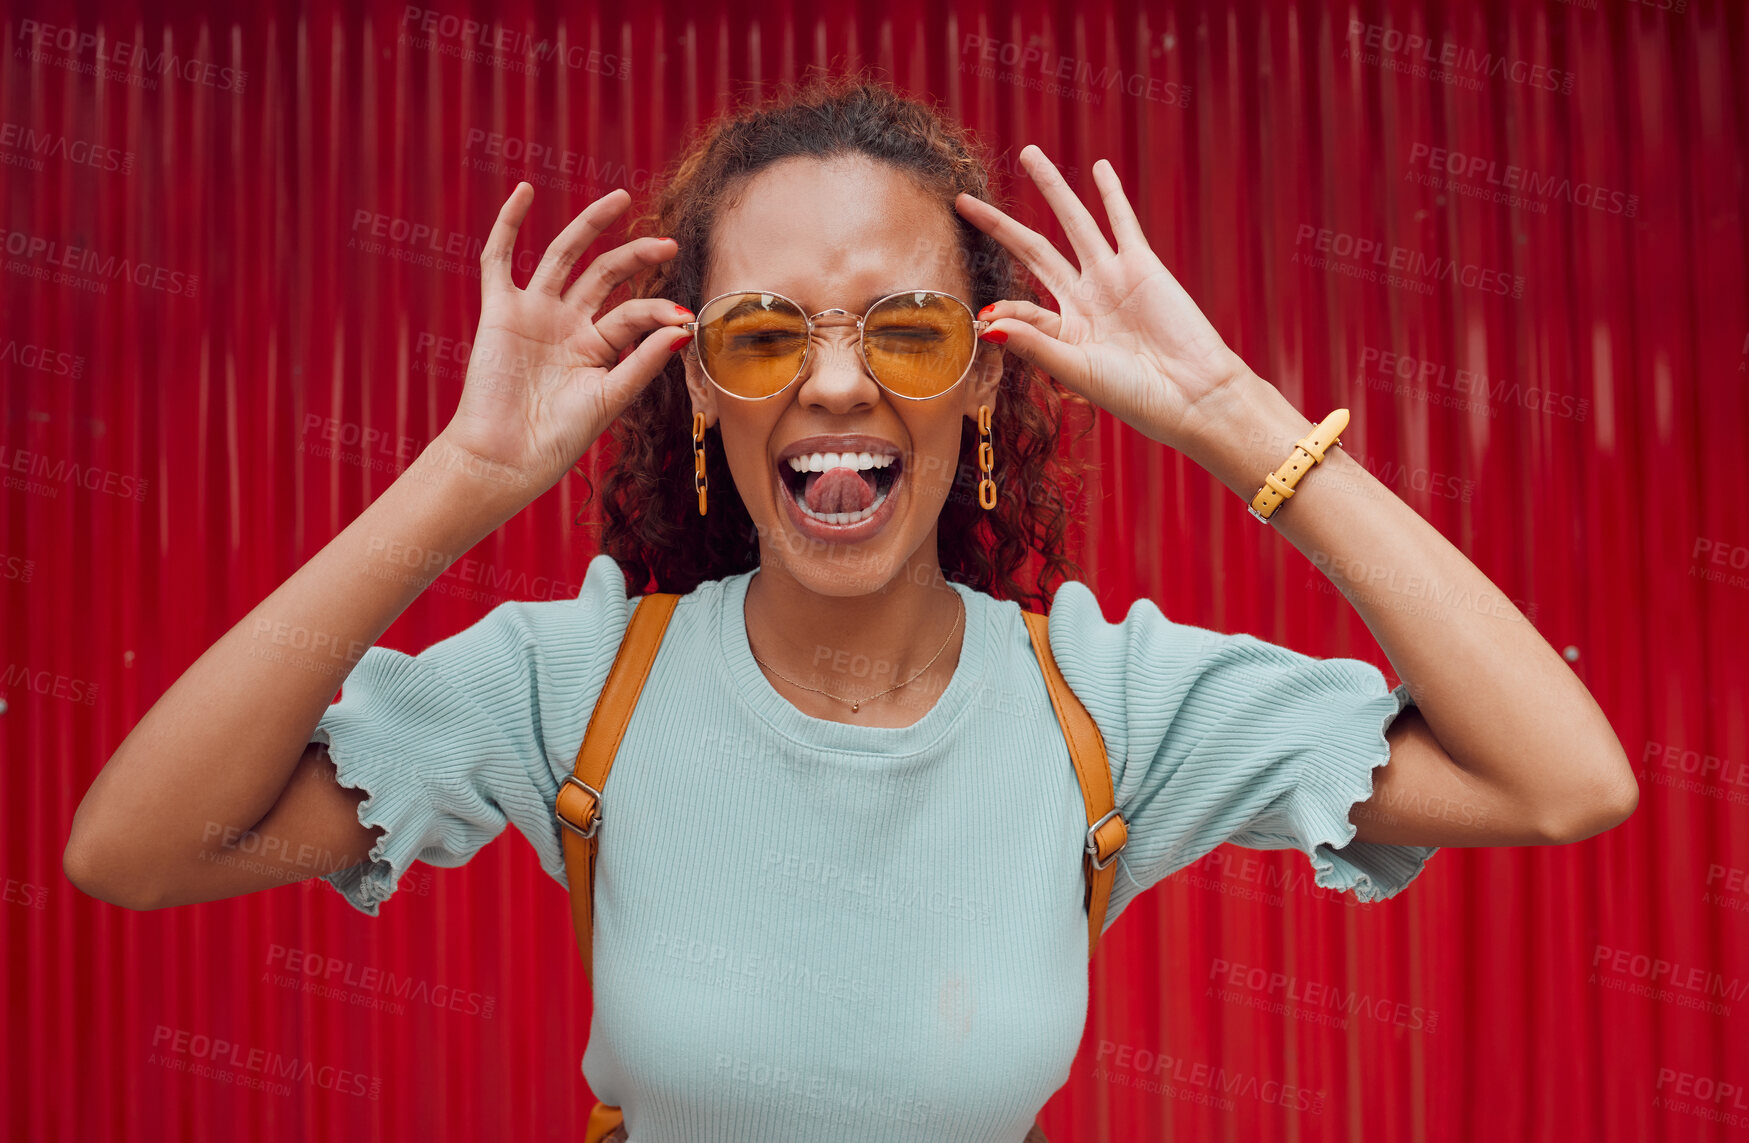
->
[795,321,880,414]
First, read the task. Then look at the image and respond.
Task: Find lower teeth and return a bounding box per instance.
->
[798,480,891,525]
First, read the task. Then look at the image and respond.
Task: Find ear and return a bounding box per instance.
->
[960,340,1004,423]
[681,345,719,430]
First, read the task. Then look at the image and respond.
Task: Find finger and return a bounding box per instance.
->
[977,299,1062,341]
[480,183,532,292]
[562,236,679,315]
[1091,159,1148,252]
[594,296,693,357]
[527,188,633,296]
[980,316,1085,390]
[599,316,695,401]
[1018,144,1113,267]
[954,192,1079,301]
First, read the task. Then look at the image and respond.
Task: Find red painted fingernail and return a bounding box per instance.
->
[655,236,674,243]
[977,304,996,318]
[669,332,694,352]
[979,328,1008,344]
[674,305,694,317]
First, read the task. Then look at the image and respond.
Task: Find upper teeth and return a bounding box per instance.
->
[785,452,897,473]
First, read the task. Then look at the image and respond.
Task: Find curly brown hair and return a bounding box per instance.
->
[582,74,1095,612]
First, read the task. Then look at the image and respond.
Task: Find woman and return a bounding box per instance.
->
[64,79,1637,1140]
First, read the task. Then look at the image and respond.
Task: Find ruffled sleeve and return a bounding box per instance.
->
[312,553,636,916]
[1044,581,1438,933]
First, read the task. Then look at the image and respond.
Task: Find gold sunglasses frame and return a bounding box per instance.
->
[680,288,995,402]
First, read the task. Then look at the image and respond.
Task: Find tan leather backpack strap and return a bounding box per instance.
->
[583,1098,628,1143]
[556,592,681,987]
[1022,609,1127,958]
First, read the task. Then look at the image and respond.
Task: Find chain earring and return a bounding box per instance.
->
[693,411,708,515]
[977,404,997,511]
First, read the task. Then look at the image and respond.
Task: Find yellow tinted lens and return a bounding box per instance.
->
[697,292,809,398]
[863,291,974,398]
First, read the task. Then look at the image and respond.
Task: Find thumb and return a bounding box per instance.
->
[980,316,1086,389]
[600,323,693,410]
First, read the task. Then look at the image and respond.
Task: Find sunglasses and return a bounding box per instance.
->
[681,288,994,402]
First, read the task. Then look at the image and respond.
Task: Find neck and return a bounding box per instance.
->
[742,540,967,726]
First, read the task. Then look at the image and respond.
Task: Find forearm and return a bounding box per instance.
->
[1178,370,1636,836]
[67,435,532,881]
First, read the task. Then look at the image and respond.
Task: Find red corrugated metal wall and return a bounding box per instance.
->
[4,0,1745,1139]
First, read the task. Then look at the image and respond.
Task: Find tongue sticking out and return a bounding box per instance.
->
[802,466,877,514]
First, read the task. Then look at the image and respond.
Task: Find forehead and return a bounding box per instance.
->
[704,154,971,311]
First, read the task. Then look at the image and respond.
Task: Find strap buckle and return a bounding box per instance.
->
[1085,807,1128,870]
[556,774,604,840]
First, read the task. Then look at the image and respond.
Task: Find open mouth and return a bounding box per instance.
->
[778,451,903,526]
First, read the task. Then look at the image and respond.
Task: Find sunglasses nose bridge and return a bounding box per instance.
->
[795,325,881,405]
[794,308,870,381]
[804,308,864,345]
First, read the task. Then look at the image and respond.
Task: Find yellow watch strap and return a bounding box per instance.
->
[1248,408,1349,523]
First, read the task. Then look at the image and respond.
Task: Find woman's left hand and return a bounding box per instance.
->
[955,145,1254,454]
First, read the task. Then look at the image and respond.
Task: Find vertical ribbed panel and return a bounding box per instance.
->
[3,1,1742,1140]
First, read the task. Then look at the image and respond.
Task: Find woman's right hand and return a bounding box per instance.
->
[437,182,691,496]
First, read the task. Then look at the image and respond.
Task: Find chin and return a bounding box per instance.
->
[766,532,913,598]
[751,506,933,600]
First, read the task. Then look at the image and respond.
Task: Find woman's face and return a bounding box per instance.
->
[684,154,1002,599]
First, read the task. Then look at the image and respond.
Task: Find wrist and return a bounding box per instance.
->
[418,432,542,499]
[403,433,543,530]
[1178,370,1319,502]
[324,441,526,608]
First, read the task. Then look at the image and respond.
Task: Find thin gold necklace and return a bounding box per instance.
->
[750,592,965,714]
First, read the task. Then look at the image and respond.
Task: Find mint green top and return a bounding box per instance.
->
[313,554,1436,1141]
